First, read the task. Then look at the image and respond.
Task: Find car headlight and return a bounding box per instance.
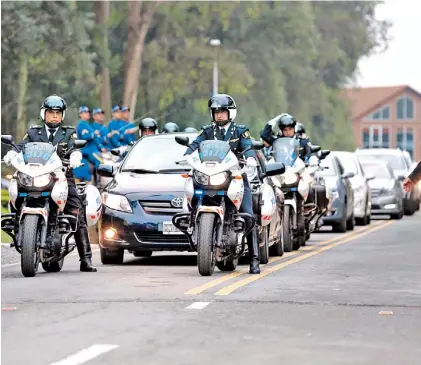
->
[210,172,229,186]
[101,192,132,213]
[33,174,52,188]
[194,171,210,185]
[18,172,33,187]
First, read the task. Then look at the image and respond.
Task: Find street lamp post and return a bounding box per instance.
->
[210,39,221,95]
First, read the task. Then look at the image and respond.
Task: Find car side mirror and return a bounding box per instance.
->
[97,164,114,178]
[365,174,375,181]
[318,150,330,160]
[1,135,13,145]
[310,145,321,153]
[264,162,285,177]
[342,171,355,179]
[110,148,121,157]
[252,140,265,150]
[175,136,190,147]
[397,174,406,181]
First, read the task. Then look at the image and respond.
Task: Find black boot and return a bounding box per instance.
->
[247,228,260,274]
[75,227,97,272]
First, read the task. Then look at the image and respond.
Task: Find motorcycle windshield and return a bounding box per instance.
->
[198,140,231,163]
[23,142,56,165]
[272,138,300,167]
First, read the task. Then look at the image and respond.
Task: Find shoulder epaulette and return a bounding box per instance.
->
[30,125,42,129]
[62,125,75,129]
[202,124,213,130]
[234,123,247,129]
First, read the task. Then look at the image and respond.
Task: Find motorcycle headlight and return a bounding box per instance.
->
[194,171,210,185]
[101,192,133,213]
[33,174,52,188]
[18,172,33,187]
[210,172,229,186]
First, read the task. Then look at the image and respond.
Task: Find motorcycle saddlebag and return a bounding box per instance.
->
[312,184,328,210]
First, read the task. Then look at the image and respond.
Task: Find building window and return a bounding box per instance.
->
[396,96,414,120]
[397,127,414,158]
[361,126,389,148]
[364,105,390,121]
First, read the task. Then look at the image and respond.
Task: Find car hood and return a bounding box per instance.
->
[368,178,395,190]
[107,172,186,195]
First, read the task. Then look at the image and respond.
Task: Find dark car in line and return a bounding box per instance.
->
[97,133,197,264]
[315,154,355,233]
[358,159,404,219]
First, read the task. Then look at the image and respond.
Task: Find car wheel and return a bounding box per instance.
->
[346,213,355,231]
[333,204,347,233]
[100,246,124,265]
[133,251,153,258]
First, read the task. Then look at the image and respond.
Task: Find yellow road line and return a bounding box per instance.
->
[184,223,381,295]
[214,220,393,296]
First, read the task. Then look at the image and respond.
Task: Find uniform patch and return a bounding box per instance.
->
[242,131,251,139]
[23,134,28,139]
[229,138,240,143]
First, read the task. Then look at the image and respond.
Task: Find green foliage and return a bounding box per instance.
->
[1,1,389,149]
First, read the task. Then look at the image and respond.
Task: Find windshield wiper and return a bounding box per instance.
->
[157,168,191,173]
[122,168,158,174]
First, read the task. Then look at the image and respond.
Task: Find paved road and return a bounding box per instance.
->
[2,213,421,365]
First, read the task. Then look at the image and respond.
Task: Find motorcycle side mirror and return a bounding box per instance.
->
[1,135,13,145]
[263,162,285,177]
[175,136,190,147]
[310,145,321,153]
[73,139,88,149]
[128,141,135,146]
[110,148,121,157]
[97,164,114,178]
[318,150,330,160]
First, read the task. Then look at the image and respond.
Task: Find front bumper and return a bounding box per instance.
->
[99,206,191,252]
[353,193,367,218]
[371,195,401,215]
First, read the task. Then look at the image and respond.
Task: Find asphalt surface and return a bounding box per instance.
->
[2,213,421,365]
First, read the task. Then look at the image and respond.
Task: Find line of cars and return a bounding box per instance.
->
[96,132,419,267]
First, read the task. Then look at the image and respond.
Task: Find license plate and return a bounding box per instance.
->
[162,221,182,235]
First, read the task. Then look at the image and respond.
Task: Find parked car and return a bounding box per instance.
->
[331,151,374,226]
[315,154,355,233]
[355,148,417,215]
[97,133,197,264]
[402,150,420,210]
[358,159,404,219]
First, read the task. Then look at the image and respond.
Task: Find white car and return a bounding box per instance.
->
[331,151,374,225]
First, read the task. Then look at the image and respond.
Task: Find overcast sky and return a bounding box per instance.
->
[355,0,421,93]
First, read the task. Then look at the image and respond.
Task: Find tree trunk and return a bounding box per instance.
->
[17,53,28,139]
[93,0,112,121]
[123,1,159,120]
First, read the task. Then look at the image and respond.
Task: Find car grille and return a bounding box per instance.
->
[138,200,182,215]
[371,188,381,197]
[134,231,188,243]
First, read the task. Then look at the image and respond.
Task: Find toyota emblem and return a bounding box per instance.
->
[171,197,184,208]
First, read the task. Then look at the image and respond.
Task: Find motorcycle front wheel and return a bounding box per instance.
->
[196,213,217,276]
[21,215,41,277]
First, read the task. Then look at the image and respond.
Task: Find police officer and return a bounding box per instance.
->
[108,106,124,148]
[162,122,180,133]
[76,106,103,183]
[184,127,198,133]
[260,113,297,146]
[92,107,111,151]
[185,94,260,274]
[139,117,158,137]
[118,106,137,145]
[295,122,313,161]
[3,95,97,272]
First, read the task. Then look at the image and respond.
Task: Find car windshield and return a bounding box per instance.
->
[272,138,299,167]
[316,155,336,176]
[122,135,196,172]
[358,153,406,170]
[23,142,55,165]
[198,140,231,163]
[360,162,392,179]
[334,154,358,174]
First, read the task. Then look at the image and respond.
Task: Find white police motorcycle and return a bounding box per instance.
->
[172,136,285,276]
[1,135,102,277]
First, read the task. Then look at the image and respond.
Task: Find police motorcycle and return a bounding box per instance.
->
[269,137,311,252]
[172,136,285,276]
[302,149,331,241]
[0,135,102,277]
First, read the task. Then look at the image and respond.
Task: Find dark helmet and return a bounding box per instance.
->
[208,94,237,126]
[40,95,67,128]
[184,127,198,133]
[162,122,180,133]
[295,122,306,136]
[277,113,297,131]
[139,117,158,136]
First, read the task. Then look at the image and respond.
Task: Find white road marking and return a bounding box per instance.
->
[1,249,100,268]
[186,301,211,310]
[50,344,118,365]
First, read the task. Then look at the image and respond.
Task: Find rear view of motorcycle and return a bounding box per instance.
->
[1,135,102,277]
[172,137,285,276]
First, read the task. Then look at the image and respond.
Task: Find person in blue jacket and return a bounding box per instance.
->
[108,105,124,148]
[92,107,111,151]
[118,106,137,145]
[75,105,103,182]
[73,106,93,182]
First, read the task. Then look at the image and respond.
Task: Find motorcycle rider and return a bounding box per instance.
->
[185,93,260,274]
[92,107,111,151]
[118,106,137,145]
[295,122,313,162]
[3,95,97,272]
[162,122,180,133]
[403,161,421,192]
[108,106,124,148]
[139,117,158,137]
